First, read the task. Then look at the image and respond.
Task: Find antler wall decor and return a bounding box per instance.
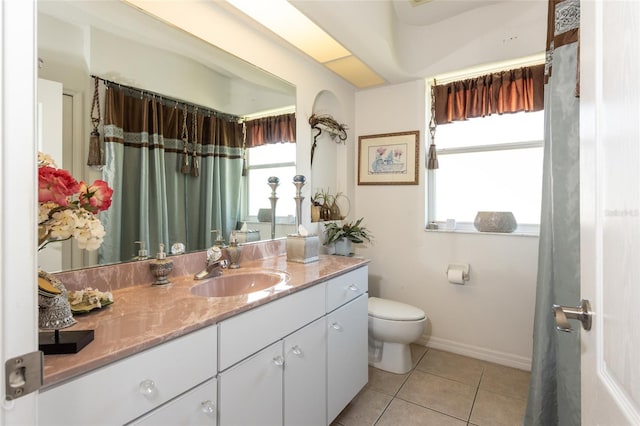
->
[308,113,347,166]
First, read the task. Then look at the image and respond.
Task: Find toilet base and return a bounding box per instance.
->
[369,341,412,374]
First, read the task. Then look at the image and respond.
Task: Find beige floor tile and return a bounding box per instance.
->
[469,389,527,426]
[333,388,393,426]
[480,363,531,400]
[366,366,409,396]
[397,370,476,421]
[410,343,429,368]
[376,398,467,426]
[416,349,484,387]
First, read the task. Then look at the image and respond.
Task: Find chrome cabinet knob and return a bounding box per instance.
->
[330,322,343,331]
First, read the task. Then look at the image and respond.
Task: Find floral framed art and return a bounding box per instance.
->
[357,130,420,185]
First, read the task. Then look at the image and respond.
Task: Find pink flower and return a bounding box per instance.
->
[38,166,79,207]
[79,180,114,213]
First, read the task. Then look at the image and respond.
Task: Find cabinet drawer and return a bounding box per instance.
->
[39,325,217,426]
[326,266,368,312]
[218,283,325,371]
[129,378,217,426]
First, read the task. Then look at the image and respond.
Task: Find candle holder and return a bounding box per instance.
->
[286,175,319,263]
[293,174,306,232]
[268,176,279,240]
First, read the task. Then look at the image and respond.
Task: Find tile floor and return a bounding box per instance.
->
[333,345,530,426]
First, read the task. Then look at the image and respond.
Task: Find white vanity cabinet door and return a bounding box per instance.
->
[326,294,368,424]
[39,325,217,426]
[218,283,325,371]
[326,266,368,312]
[218,341,284,426]
[128,378,217,426]
[284,317,327,426]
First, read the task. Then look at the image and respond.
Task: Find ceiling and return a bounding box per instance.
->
[286,0,545,88]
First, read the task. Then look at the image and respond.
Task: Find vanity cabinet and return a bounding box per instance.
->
[327,295,368,423]
[218,341,284,426]
[129,378,217,425]
[39,264,368,426]
[39,325,217,426]
[218,265,368,426]
[283,317,327,426]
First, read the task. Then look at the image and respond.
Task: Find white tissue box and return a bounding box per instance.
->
[286,234,319,263]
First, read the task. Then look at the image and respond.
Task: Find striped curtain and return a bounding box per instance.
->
[99,84,243,263]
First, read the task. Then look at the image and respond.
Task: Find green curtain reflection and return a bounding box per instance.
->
[99,85,243,263]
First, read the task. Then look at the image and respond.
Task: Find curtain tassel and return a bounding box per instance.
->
[191,152,199,177]
[181,142,191,174]
[427,143,439,170]
[87,129,104,166]
[241,154,248,177]
[87,77,104,167]
[180,104,190,174]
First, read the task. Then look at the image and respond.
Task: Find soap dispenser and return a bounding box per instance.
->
[226,231,241,269]
[149,243,173,286]
[133,241,149,261]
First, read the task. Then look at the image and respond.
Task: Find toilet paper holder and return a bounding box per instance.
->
[446,263,470,282]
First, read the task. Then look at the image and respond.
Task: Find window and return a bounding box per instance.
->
[428,108,544,232]
[244,143,296,222]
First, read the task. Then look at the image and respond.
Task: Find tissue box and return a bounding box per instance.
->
[235,230,260,243]
[286,234,319,263]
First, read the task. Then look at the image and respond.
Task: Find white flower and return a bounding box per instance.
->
[38,152,57,168]
[40,206,106,250]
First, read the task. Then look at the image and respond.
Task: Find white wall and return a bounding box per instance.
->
[354,80,538,370]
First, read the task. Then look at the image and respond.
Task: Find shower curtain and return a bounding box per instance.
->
[99,85,244,264]
[525,0,581,425]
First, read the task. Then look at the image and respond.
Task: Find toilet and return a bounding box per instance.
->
[368,297,426,374]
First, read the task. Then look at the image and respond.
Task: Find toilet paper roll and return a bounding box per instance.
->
[448,269,465,284]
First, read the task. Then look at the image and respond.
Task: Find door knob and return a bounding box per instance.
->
[553,299,592,332]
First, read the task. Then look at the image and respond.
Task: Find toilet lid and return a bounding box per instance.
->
[368,297,426,321]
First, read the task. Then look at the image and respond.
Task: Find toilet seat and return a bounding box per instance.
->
[368,297,425,321]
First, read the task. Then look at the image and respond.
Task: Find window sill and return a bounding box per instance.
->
[424,227,539,237]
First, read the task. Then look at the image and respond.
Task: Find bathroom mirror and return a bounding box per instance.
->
[37,0,297,271]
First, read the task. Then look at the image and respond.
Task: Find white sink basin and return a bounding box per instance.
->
[190,270,290,298]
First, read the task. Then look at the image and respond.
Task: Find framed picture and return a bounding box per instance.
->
[357,130,420,185]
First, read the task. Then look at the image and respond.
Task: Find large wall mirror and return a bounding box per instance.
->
[38,0,297,272]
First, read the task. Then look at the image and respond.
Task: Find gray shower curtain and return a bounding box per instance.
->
[525,0,581,425]
[99,85,243,264]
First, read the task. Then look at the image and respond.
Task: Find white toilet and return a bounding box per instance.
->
[368,297,426,374]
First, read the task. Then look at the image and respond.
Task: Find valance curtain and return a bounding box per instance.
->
[434,64,545,124]
[99,84,244,264]
[244,113,296,148]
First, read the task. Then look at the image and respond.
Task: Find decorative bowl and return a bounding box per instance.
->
[473,211,517,233]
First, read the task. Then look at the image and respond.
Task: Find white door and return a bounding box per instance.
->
[580,1,640,424]
[0,1,39,425]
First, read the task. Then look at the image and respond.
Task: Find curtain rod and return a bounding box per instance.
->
[91,75,241,122]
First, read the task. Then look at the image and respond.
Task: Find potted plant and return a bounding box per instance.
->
[324,217,373,256]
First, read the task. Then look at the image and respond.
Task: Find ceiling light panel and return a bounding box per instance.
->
[324,56,386,89]
[226,0,351,63]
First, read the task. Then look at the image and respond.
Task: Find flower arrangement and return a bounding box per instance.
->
[38,152,113,251]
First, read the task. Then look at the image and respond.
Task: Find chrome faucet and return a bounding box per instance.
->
[194,246,228,280]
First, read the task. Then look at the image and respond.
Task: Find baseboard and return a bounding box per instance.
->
[416,335,532,372]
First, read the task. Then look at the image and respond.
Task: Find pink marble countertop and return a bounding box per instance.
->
[43,254,369,388]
